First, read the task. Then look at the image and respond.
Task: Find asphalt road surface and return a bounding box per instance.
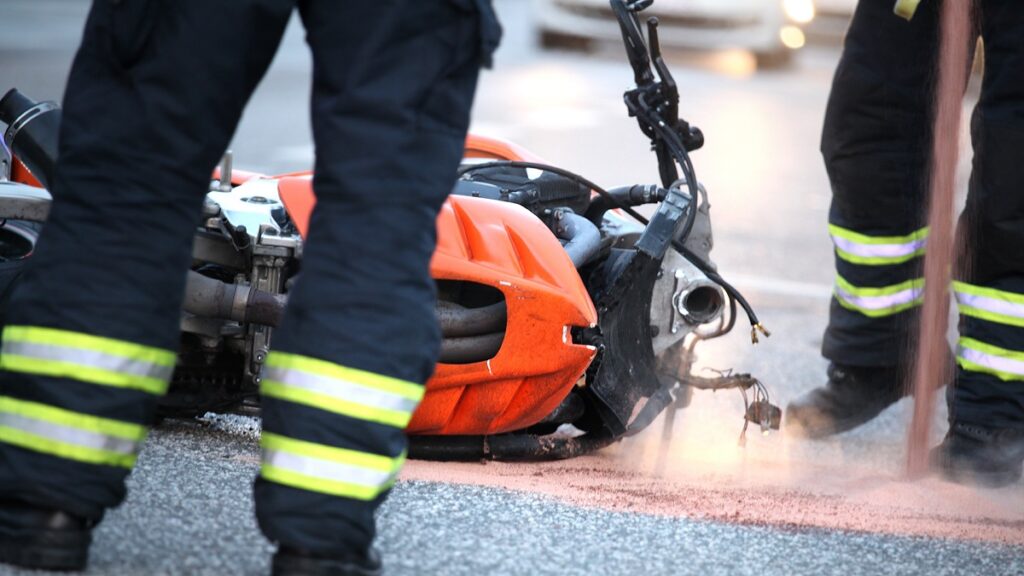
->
[1,1,1022,575]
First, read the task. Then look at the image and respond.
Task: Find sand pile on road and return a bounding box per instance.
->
[402,440,1023,545]
[402,388,1024,545]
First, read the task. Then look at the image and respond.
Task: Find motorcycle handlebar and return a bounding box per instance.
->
[0,88,61,190]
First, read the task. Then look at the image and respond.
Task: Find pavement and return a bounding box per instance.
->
[1,1,1022,575]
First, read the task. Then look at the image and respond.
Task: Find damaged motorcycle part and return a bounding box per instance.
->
[408,430,616,462]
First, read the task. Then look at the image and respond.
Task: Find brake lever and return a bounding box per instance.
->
[610,0,654,86]
[647,18,678,124]
[647,17,704,154]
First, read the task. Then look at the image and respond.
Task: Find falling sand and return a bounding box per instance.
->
[906,0,973,474]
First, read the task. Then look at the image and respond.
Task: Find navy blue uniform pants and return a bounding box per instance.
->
[822,0,1024,429]
[0,0,498,554]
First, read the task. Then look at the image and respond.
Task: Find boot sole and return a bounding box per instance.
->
[0,525,89,571]
[939,464,1023,489]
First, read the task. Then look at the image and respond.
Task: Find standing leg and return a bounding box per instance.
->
[935,0,1024,487]
[0,0,294,570]
[254,0,499,570]
[787,0,944,437]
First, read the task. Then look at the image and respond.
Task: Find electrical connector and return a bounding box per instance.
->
[750,323,771,344]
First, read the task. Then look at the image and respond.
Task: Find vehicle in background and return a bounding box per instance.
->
[535,0,818,68]
[806,0,854,44]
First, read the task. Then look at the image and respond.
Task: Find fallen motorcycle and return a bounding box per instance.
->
[0,0,779,461]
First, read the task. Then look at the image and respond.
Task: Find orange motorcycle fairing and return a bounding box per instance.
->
[10,157,42,188]
[277,158,598,436]
[463,134,544,163]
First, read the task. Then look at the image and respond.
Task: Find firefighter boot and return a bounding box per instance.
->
[930,422,1024,488]
[272,546,382,576]
[0,499,93,571]
[785,363,904,438]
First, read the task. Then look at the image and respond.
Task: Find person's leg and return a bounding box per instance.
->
[0,0,293,569]
[253,0,498,570]
[933,0,1024,487]
[787,0,943,437]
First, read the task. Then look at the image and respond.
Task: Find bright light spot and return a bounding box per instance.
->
[707,49,757,78]
[780,26,806,50]
[782,0,815,24]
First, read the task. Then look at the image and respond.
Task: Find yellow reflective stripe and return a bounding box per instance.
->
[260,466,389,501]
[0,396,146,440]
[953,281,1024,328]
[3,326,175,366]
[260,380,414,428]
[827,224,929,246]
[894,0,922,20]
[959,337,1024,362]
[957,338,1024,382]
[829,224,928,266]
[952,281,1024,304]
[0,355,169,395]
[956,358,1024,382]
[0,425,137,468]
[834,275,923,297]
[834,246,925,266]
[260,432,405,500]
[264,353,422,401]
[957,305,1024,329]
[834,296,923,318]
[261,432,397,471]
[833,275,924,318]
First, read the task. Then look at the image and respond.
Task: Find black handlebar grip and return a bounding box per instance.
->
[0,89,36,127]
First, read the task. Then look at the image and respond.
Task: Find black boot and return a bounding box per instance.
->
[272,546,382,576]
[0,499,93,571]
[786,363,904,438]
[930,422,1024,488]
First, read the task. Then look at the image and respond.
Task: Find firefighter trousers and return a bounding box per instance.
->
[0,0,499,554]
[822,0,1024,428]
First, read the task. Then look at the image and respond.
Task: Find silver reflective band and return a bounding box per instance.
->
[262,448,396,489]
[831,235,926,260]
[959,345,1024,379]
[2,341,175,381]
[263,366,419,414]
[834,284,923,312]
[0,412,139,455]
[955,291,1024,321]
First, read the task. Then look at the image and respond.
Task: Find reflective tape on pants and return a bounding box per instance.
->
[260,352,423,428]
[259,432,404,501]
[0,395,146,468]
[834,276,925,318]
[829,224,928,265]
[954,281,1024,328]
[957,338,1024,382]
[0,326,175,394]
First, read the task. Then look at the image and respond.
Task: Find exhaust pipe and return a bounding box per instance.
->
[674,279,725,325]
[0,89,61,190]
[183,271,286,327]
